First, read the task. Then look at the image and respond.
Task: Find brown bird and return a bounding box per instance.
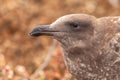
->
[30,14,120,80]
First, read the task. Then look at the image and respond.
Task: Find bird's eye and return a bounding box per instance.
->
[69,22,79,28]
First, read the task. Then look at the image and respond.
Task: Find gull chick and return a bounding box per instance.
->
[30,14,120,80]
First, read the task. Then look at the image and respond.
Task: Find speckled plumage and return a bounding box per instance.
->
[30,14,120,80]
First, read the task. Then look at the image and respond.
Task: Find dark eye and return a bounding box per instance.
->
[69,22,79,28]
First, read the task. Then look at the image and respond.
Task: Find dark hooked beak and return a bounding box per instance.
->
[29,25,57,37]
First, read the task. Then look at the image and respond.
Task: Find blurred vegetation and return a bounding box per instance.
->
[0,0,120,80]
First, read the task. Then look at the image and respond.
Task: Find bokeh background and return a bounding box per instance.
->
[0,0,120,80]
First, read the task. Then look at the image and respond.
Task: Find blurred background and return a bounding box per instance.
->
[0,0,120,80]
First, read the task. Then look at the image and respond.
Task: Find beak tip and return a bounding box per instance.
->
[29,31,40,37]
[29,25,53,37]
[29,32,32,36]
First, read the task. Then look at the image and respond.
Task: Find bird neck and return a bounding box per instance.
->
[61,39,99,62]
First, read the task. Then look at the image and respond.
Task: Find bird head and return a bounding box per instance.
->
[30,14,96,48]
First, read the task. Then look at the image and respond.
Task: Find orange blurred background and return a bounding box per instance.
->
[0,0,120,80]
